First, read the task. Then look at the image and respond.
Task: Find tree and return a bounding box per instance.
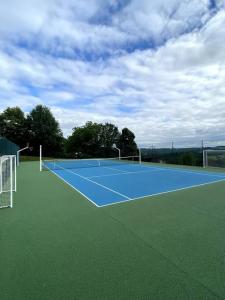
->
[66,122,121,158]
[99,123,120,157]
[27,105,64,156]
[0,107,27,147]
[180,152,197,166]
[66,122,102,158]
[117,128,138,156]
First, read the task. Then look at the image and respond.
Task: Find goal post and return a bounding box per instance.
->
[0,155,16,208]
[203,150,225,168]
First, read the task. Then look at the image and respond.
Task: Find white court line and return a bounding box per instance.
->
[102,165,130,173]
[44,164,225,208]
[88,168,163,179]
[49,166,131,201]
[45,167,100,207]
[88,165,225,179]
[99,178,225,208]
[140,164,225,178]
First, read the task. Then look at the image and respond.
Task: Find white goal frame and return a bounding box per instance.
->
[0,155,17,208]
[203,149,225,168]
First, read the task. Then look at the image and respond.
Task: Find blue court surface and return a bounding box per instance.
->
[45,161,225,207]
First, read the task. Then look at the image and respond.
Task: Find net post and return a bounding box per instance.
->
[203,150,206,168]
[138,148,142,164]
[203,149,205,168]
[40,145,42,171]
[205,151,208,168]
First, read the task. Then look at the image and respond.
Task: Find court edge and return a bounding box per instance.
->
[50,169,100,207]
[47,168,225,208]
[99,178,225,207]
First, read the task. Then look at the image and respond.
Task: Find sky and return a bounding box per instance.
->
[0,0,225,147]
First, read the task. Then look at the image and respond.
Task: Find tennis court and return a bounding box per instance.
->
[43,157,225,207]
[1,161,225,299]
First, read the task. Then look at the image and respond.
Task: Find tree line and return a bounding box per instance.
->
[141,148,203,166]
[0,105,138,158]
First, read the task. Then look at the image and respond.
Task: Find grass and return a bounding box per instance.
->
[0,161,225,299]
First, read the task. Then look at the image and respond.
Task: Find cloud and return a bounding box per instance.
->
[0,1,225,147]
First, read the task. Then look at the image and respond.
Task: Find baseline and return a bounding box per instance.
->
[141,164,225,178]
[88,165,225,180]
[100,177,225,208]
[50,169,100,207]
[88,168,166,179]
[49,166,131,201]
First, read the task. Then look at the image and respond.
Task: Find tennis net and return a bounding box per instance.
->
[42,156,141,171]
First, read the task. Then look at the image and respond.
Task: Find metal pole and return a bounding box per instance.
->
[40,145,42,171]
[17,151,19,166]
[10,156,13,208]
[139,148,142,164]
[203,150,205,168]
[0,157,2,193]
[14,155,17,192]
[17,146,29,166]
[114,146,121,159]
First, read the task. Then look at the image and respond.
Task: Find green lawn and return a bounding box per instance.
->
[1,161,225,299]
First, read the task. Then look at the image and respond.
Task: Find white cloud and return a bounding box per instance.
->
[0,0,49,33]
[0,1,225,147]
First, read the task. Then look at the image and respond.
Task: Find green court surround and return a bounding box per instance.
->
[1,161,225,300]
